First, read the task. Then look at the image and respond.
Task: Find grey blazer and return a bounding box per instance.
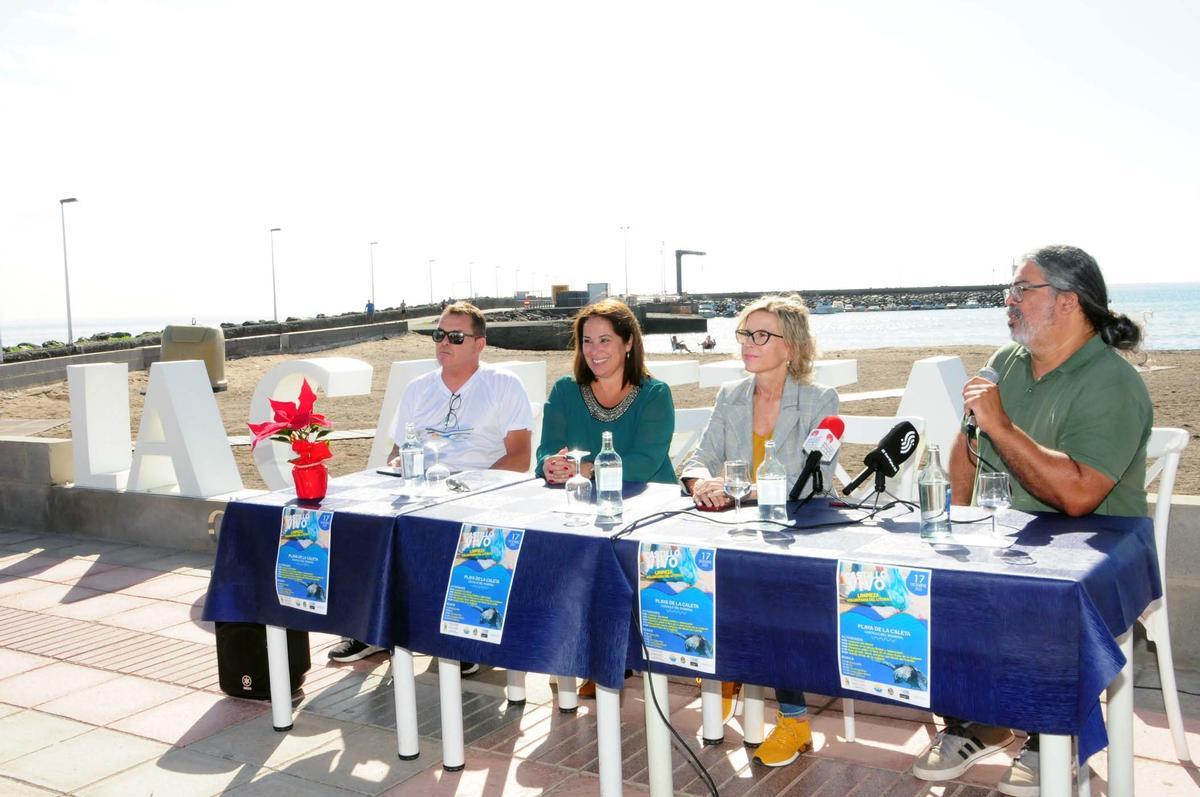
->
[680,375,840,491]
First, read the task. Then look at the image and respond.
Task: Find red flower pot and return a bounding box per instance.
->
[292,462,328,501]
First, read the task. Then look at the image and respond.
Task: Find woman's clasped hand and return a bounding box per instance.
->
[690,477,733,508]
[543,447,591,484]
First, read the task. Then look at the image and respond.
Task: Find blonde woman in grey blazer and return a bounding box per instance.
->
[680,294,839,769]
[680,377,839,499]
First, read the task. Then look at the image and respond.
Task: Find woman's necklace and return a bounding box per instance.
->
[581,381,640,422]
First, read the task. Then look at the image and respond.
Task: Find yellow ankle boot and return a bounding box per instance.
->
[752,712,813,767]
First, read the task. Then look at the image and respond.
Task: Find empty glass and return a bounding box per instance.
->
[563,449,592,526]
[424,438,450,496]
[723,460,751,535]
[978,471,1011,536]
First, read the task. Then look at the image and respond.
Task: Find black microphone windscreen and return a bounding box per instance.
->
[865,421,920,477]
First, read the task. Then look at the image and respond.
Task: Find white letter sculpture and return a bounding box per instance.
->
[251,357,374,489]
[128,360,243,496]
[67,363,133,490]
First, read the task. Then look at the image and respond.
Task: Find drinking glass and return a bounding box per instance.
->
[978,471,1011,536]
[723,460,751,533]
[563,449,592,526]
[424,439,450,496]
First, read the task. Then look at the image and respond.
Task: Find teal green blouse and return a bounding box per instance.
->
[536,376,677,484]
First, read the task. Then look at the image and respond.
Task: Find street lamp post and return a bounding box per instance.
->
[495,266,500,297]
[620,225,630,297]
[428,259,436,304]
[369,241,378,307]
[468,261,475,298]
[59,198,78,347]
[269,227,282,322]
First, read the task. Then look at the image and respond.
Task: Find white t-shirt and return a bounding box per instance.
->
[390,363,533,471]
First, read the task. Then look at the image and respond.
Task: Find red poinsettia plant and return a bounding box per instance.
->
[247,378,333,466]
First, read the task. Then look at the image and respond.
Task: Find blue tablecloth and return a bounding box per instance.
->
[613,500,1160,760]
[201,473,1159,760]
[201,481,404,650]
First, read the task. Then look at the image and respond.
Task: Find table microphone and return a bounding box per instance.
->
[964,366,1000,440]
[789,416,845,501]
[842,421,920,495]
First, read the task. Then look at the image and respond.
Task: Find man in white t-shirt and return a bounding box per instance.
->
[328,301,533,665]
[385,313,532,472]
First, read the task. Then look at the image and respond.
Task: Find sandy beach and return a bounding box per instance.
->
[3,332,1197,495]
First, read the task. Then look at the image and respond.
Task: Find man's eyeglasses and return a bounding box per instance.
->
[735,328,784,346]
[432,328,482,344]
[443,392,462,429]
[1005,282,1052,303]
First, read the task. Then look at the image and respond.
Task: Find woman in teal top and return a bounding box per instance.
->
[537,298,676,485]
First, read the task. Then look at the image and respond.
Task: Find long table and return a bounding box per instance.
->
[612,499,1159,795]
[203,472,1159,797]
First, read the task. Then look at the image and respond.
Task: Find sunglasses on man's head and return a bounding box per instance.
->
[432,328,482,344]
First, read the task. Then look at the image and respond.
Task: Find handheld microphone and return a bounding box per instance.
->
[843,421,920,495]
[789,416,845,500]
[964,366,1000,440]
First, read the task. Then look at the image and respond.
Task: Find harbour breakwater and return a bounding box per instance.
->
[2,286,1004,362]
[650,284,1007,313]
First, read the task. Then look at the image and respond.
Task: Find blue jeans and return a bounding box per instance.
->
[776,688,808,718]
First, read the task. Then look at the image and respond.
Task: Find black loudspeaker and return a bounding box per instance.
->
[215,622,311,700]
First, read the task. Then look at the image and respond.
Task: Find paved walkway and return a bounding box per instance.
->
[1,527,1199,795]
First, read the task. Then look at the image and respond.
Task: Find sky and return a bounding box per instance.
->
[2,0,1199,336]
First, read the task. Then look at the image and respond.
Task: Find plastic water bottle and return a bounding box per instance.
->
[399,423,425,487]
[594,431,624,522]
[756,439,788,524]
[918,444,952,539]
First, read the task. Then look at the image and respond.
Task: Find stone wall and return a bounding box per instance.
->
[0,320,409,392]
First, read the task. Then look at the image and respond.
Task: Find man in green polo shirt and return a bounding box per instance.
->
[912,244,1151,797]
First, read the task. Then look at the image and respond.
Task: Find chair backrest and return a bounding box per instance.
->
[833,414,926,501]
[670,407,713,470]
[527,401,544,474]
[1145,427,1190,581]
[498,360,548,406]
[369,359,440,467]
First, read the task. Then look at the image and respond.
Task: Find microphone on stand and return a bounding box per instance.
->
[964,366,999,440]
[789,416,845,501]
[842,421,921,496]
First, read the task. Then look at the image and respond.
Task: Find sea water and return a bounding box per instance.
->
[644,282,1200,354]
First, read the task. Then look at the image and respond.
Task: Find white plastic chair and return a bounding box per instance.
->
[670,407,713,470]
[527,401,543,475]
[1076,426,1191,794]
[833,414,927,503]
[1139,427,1192,762]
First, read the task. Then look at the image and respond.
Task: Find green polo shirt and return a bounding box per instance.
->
[976,335,1152,517]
